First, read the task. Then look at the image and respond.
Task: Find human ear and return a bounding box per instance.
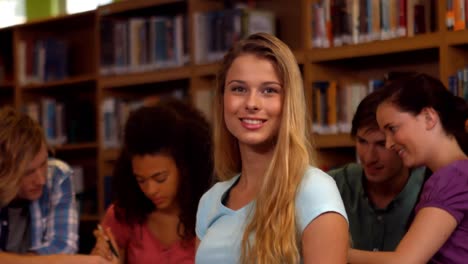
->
[422,107,438,130]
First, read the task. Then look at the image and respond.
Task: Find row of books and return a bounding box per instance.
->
[17,38,69,85]
[446,0,468,31]
[312,0,435,48]
[312,79,385,134]
[23,98,67,146]
[100,14,189,76]
[22,98,95,146]
[193,8,275,64]
[448,67,468,99]
[101,89,185,149]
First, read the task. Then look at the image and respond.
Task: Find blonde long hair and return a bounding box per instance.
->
[214,33,316,263]
[0,107,44,206]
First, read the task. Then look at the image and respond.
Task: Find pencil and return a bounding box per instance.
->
[97,224,120,258]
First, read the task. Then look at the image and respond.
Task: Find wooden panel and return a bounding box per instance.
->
[0,81,15,89]
[294,50,306,64]
[440,45,468,88]
[255,0,305,49]
[53,142,98,151]
[314,133,354,149]
[445,30,468,46]
[308,33,442,62]
[316,148,356,170]
[101,148,121,162]
[99,66,192,88]
[193,63,219,77]
[20,74,96,90]
[16,11,96,29]
[188,0,223,13]
[307,49,439,83]
[98,0,185,16]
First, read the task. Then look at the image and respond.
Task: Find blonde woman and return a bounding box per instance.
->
[195,33,349,263]
[0,107,114,264]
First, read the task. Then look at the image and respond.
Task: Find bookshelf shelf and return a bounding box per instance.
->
[21,75,96,90]
[293,50,306,64]
[313,133,354,149]
[445,30,468,46]
[193,63,219,77]
[308,33,441,63]
[0,81,14,89]
[98,0,185,16]
[53,142,98,152]
[99,66,192,89]
[15,11,95,28]
[192,50,305,78]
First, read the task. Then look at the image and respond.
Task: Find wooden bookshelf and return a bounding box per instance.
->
[193,63,219,77]
[101,148,120,162]
[308,33,441,63]
[445,30,468,46]
[98,0,185,16]
[0,81,14,89]
[99,66,192,89]
[293,50,306,64]
[21,75,96,90]
[15,11,95,28]
[314,133,355,149]
[53,142,98,151]
[191,51,305,78]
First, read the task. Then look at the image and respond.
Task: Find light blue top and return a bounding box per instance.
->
[195,166,348,263]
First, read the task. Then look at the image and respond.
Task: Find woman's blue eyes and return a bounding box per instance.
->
[231,86,246,92]
[263,87,278,94]
[230,86,279,94]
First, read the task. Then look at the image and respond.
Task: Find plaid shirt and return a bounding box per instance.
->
[28,158,79,254]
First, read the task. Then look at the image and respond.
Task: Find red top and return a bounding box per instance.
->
[102,204,195,264]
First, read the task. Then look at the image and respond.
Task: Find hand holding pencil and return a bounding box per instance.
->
[91,224,120,262]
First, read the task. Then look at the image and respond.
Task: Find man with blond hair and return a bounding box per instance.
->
[0,107,114,264]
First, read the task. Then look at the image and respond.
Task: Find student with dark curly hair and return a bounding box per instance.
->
[91,99,213,264]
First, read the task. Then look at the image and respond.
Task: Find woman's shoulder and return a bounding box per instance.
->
[427,160,468,189]
[296,166,342,200]
[436,160,468,176]
[295,166,347,233]
[301,166,337,188]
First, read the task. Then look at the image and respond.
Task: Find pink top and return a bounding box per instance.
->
[102,205,195,264]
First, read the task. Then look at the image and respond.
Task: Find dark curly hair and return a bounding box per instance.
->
[112,98,213,241]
